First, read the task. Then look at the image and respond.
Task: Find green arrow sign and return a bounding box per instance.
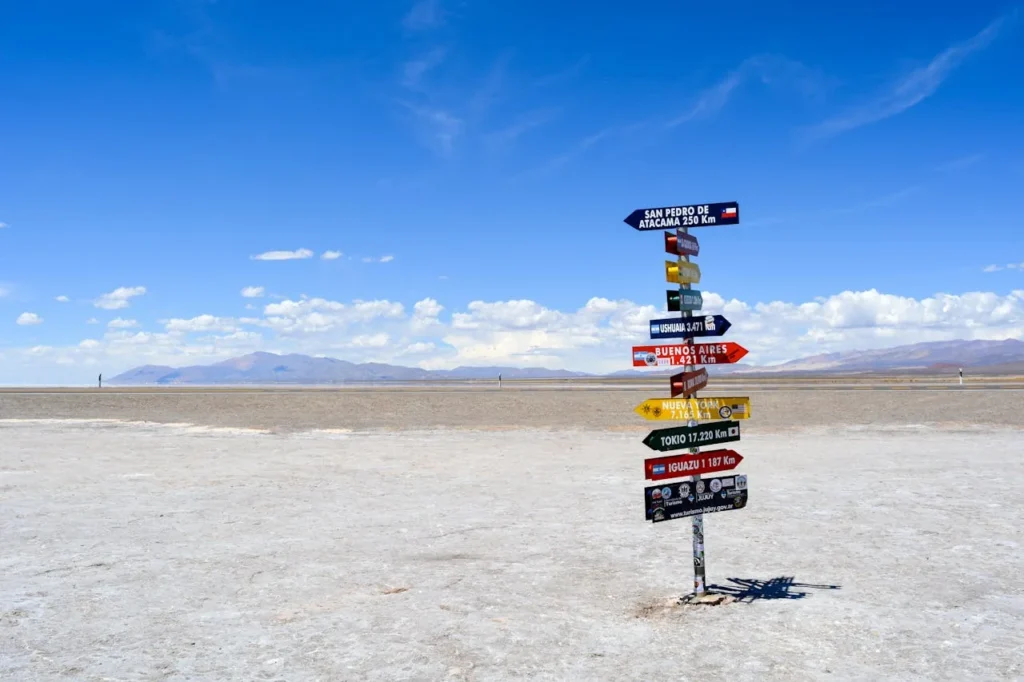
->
[642,420,741,452]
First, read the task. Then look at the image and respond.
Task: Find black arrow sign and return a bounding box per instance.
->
[624,201,739,231]
[643,420,741,452]
[645,474,748,522]
[650,315,731,340]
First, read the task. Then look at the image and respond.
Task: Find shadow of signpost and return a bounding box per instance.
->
[708,576,841,602]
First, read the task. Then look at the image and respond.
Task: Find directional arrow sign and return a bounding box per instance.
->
[634,397,751,421]
[624,202,740,231]
[645,449,743,481]
[667,289,703,312]
[632,342,748,367]
[670,368,708,398]
[645,474,748,522]
[665,230,699,257]
[642,421,741,452]
[665,260,700,285]
[650,315,730,340]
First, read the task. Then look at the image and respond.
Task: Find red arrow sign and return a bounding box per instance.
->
[632,342,748,367]
[670,368,708,397]
[665,230,699,257]
[644,449,743,481]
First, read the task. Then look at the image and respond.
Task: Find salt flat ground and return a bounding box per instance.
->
[1,390,1023,681]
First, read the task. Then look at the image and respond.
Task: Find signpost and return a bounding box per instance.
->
[670,368,708,398]
[667,289,703,312]
[624,201,740,230]
[665,230,699,257]
[645,474,748,522]
[624,199,748,600]
[645,450,743,481]
[632,342,748,367]
[649,315,731,340]
[634,396,751,421]
[642,421,740,452]
[665,260,701,285]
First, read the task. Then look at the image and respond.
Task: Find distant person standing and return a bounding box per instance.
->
[98,373,102,388]
[959,367,963,385]
[498,373,502,389]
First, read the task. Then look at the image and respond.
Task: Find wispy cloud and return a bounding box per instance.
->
[241,286,265,298]
[484,109,559,150]
[804,12,1015,141]
[250,248,314,261]
[936,153,984,172]
[830,186,922,215]
[537,122,648,175]
[534,55,590,87]
[362,255,395,263]
[94,286,146,310]
[108,318,138,329]
[665,69,746,129]
[398,101,463,154]
[0,221,7,229]
[468,51,513,119]
[402,47,447,91]
[320,250,343,261]
[665,54,833,129]
[55,295,69,303]
[403,0,445,32]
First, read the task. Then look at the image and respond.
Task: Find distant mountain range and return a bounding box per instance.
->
[109,352,589,385]
[107,339,1024,385]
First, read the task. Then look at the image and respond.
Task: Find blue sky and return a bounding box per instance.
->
[1,1,1023,383]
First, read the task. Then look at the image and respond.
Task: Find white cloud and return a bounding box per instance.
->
[320,250,343,261]
[86,318,99,325]
[261,297,405,335]
[0,221,7,229]
[983,263,1024,272]
[362,255,395,263]
[163,315,240,333]
[5,288,1024,383]
[250,248,314,261]
[349,333,390,348]
[94,286,146,310]
[16,312,43,326]
[805,12,1013,140]
[241,286,265,298]
[107,318,138,329]
[55,295,70,303]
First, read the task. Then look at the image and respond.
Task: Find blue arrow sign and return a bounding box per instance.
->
[649,315,731,340]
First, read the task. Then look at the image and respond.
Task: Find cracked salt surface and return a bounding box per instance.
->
[1,419,1022,680]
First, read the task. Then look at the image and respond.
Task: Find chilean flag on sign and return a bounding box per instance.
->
[722,206,737,218]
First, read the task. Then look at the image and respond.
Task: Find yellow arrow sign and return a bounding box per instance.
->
[665,259,701,285]
[634,396,751,421]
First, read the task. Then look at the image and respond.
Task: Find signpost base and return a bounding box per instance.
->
[679,592,735,606]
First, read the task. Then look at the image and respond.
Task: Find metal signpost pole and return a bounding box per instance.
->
[679,226,706,596]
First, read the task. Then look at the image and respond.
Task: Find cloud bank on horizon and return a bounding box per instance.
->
[2,286,1023,384]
